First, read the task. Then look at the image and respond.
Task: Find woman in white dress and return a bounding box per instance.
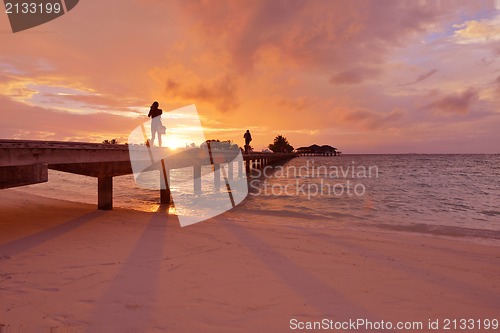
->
[147,101,163,147]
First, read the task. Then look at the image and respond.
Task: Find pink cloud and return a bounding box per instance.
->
[39,92,145,113]
[164,75,239,113]
[425,88,479,115]
[496,75,500,95]
[399,69,438,86]
[178,0,465,74]
[334,107,406,130]
[0,96,144,142]
[330,67,381,85]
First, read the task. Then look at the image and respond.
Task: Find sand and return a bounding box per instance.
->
[0,188,499,332]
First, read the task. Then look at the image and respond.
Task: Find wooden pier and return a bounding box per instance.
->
[0,140,295,210]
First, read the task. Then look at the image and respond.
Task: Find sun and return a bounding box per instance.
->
[164,136,185,150]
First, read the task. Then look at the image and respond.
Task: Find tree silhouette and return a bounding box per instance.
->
[201,139,239,150]
[268,135,294,153]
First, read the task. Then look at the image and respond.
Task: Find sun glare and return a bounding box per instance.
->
[164,136,185,150]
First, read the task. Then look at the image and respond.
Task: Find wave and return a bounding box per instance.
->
[366,222,500,240]
[480,210,500,217]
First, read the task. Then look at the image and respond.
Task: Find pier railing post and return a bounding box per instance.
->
[98,176,113,210]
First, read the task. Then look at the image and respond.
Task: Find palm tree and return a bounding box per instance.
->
[268,135,294,153]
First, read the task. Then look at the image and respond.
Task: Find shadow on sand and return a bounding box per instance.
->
[0,210,105,258]
[87,205,174,330]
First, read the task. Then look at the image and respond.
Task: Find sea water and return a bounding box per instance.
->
[14,154,500,239]
[239,155,500,239]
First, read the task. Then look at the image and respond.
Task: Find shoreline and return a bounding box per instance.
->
[1,188,500,330]
[7,187,500,245]
[10,155,500,245]
[7,188,500,246]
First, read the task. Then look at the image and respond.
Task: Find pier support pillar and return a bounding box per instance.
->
[214,164,220,192]
[160,165,171,204]
[238,160,243,178]
[193,165,201,195]
[228,162,233,180]
[98,176,113,210]
[245,160,251,175]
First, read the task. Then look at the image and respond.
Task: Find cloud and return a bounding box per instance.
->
[334,107,406,130]
[399,69,438,86]
[493,75,500,99]
[329,67,381,85]
[276,96,314,111]
[425,88,479,115]
[0,1,189,102]
[164,75,239,113]
[453,15,500,44]
[179,0,451,74]
[0,96,143,142]
[39,92,145,114]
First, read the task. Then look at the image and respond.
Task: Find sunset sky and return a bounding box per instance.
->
[1,0,500,153]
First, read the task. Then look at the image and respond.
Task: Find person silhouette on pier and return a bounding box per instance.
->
[243,130,252,153]
[148,101,163,147]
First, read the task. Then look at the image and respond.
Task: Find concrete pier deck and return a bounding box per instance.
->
[0,140,296,209]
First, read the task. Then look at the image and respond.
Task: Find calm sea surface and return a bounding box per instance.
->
[15,154,500,240]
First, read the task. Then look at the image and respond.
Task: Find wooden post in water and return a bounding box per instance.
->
[98,176,113,210]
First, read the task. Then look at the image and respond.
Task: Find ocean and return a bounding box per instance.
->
[14,154,500,240]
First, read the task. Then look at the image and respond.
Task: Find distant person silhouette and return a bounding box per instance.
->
[148,101,163,147]
[243,130,252,153]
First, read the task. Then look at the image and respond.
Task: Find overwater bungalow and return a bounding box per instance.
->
[295,144,338,156]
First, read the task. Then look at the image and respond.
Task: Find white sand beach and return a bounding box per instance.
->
[1,189,499,332]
